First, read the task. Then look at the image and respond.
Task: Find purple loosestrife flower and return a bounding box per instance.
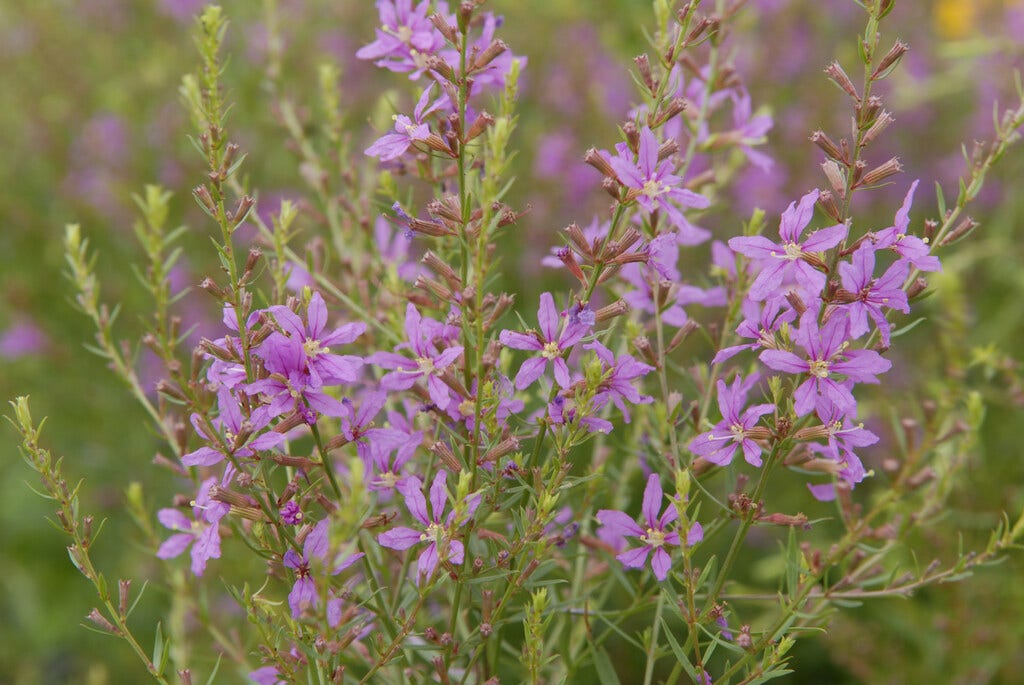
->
[181,389,285,467]
[365,85,448,161]
[596,474,702,581]
[583,341,655,423]
[606,127,711,243]
[282,518,363,619]
[156,478,226,576]
[837,243,910,346]
[499,292,590,390]
[367,303,464,410]
[356,0,449,76]
[712,298,797,364]
[869,180,941,272]
[689,375,775,467]
[261,292,366,388]
[377,471,481,583]
[760,312,891,418]
[728,190,847,302]
[728,90,774,172]
[340,391,411,466]
[248,666,285,685]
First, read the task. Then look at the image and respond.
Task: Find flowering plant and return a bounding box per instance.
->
[10,1,1024,683]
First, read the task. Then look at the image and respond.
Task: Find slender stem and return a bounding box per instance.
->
[643,590,666,685]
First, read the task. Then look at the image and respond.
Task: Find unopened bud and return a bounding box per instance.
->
[872,40,908,80]
[860,157,903,186]
[667,320,699,352]
[472,40,508,72]
[938,216,979,246]
[431,441,463,473]
[821,160,847,198]
[231,195,255,227]
[817,190,843,223]
[861,110,894,145]
[632,336,660,369]
[825,61,859,100]
[857,95,884,129]
[594,299,630,322]
[465,111,494,141]
[810,130,844,162]
[198,277,229,300]
[429,13,458,43]
[584,148,617,179]
[906,276,928,299]
[634,54,657,94]
[87,608,120,635]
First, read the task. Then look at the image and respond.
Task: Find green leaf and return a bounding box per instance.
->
[152,621,167,676]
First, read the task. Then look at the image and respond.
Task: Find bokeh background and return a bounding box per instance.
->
[2,0,1023,683]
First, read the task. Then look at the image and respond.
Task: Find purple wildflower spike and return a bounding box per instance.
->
[728,190,847,302]
[499,292,590,390]
[596,473,702,581]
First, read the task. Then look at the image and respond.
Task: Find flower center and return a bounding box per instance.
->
[729,423,745,442]
[416,356,435,375]
[421,522,443,544]
[641,527,667,548]
[809,359,831,378]
[541,340,560,360]
[642,179,669,198]
[304,339,327,358]
[396,25,413,43]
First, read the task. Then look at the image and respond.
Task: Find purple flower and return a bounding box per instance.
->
[356,0,449,76]
[760,312,891,418]
[499,292,590,390]
[340,391,412,466]
[728,89,774,172]
[605,127,711,242]
[837,244,910,346]
[595,474,702,581]
[261,292,366,388]
[366,303,464,410]
[156,478,227,576]
[712,298,797,363]
[181,389,285,467]
[584,341,655,423]
[248,666,285,685]
[869,180,941,272]
[377,471,480,583]
[689,375,775,467]
[282,518,364,618]
[365,85,448,161]
[728,190,847,302]
[0,318,49,359]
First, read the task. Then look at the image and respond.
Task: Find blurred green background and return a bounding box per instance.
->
[2,0,1023,682]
